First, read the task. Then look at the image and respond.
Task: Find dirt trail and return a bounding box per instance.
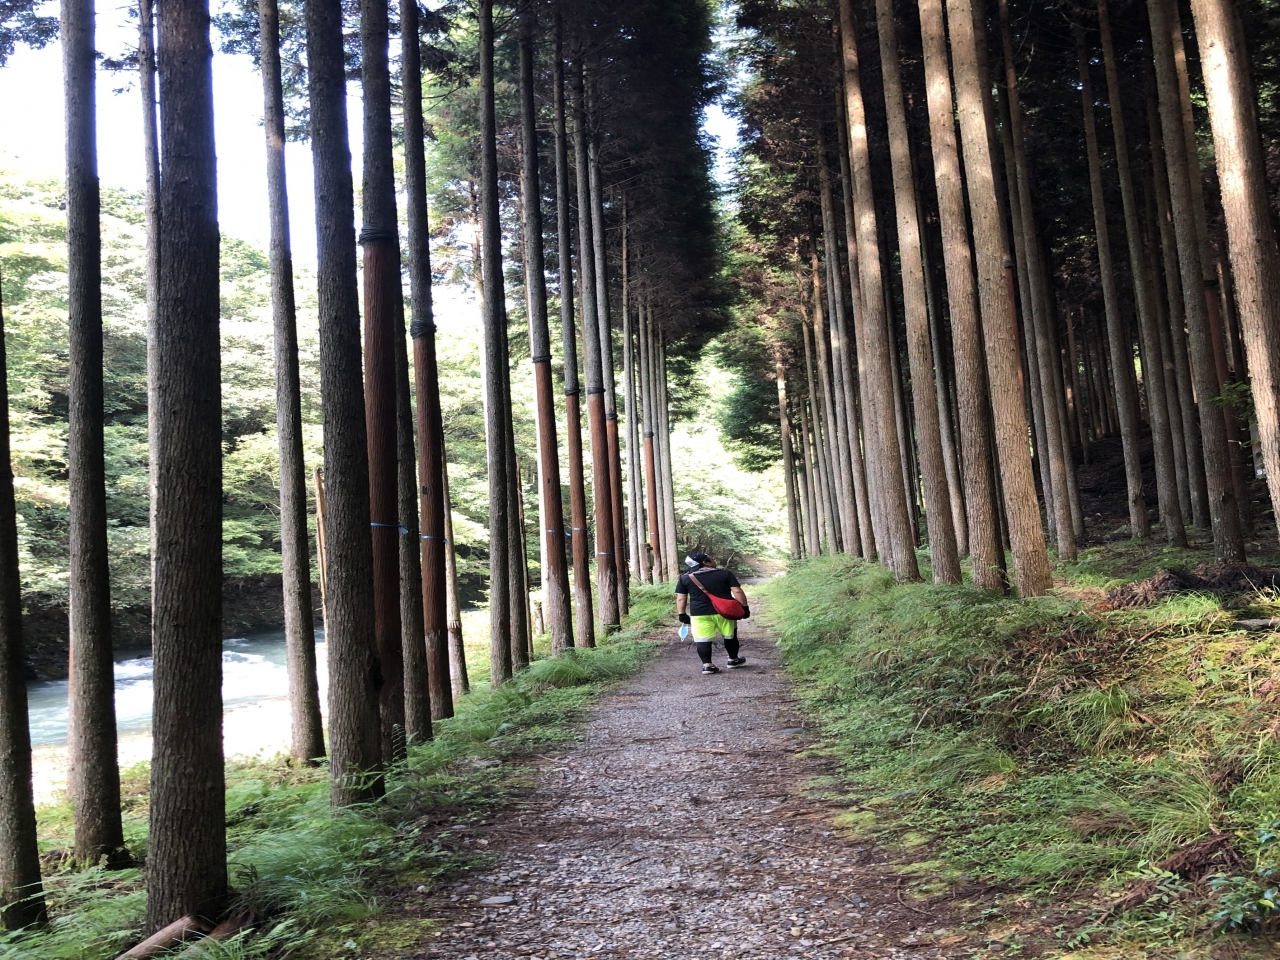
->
[391,611,962,959]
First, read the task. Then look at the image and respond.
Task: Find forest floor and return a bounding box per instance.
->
[362,604,971,960]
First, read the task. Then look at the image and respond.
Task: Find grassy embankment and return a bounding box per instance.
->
[763,544,1280,956]
[2,583,675,960]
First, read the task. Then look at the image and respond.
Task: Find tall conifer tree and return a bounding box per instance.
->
[0,292,45,929]
[307,0,383,805]
[258,0,326,763]
[64,0,126,866]
[361,0,406,760]
[146,0,227,925]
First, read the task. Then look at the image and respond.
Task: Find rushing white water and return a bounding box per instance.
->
[26,631,328,749]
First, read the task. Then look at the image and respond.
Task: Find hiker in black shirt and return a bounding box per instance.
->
[675,552,750,675]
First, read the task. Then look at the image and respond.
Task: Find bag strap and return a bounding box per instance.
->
[687,571,711,595]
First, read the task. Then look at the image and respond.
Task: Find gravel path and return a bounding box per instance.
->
[393,611,963,959]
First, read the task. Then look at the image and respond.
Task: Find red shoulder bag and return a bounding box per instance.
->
[687,572,746,620]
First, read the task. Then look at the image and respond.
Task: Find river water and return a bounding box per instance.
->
[26,631,327,800]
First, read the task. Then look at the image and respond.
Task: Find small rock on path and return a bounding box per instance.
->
[386,610,962,959]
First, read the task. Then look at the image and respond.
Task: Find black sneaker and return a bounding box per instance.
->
[701,663,720,675]
[726,657,746,669]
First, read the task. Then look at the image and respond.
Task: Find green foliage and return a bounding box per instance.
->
[166,922,317,960]
[0,171,555,621]
[0,172,326,613]
[670,419,785,568]
[231,805,400,926]
[714,366,779,473]
[8,595,668,960]
[0,0,58,67]
[1215,380,1257,425]
[1212,823,1280,933]
[762,547,1280,948]
[0,867,145,959]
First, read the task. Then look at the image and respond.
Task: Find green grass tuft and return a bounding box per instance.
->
[763,547,1280,951]
[8,587,670,960]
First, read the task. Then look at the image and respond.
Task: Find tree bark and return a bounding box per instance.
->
[1048,306,1086,539]
[258,0,326,763]
[257,0,327,761]
[622,228,645,587]
[1148,0,1247,560]
[478,0,514,682]
[832,100,878,559]
[140,0,159,576]
[875,0,960,582]
[147,0,227,925]
[649,323,667,574]
[1065,306,1091,455]
[306,0,383,806]
[640,303,661,582]
[916,0,1006,591]
[798,398,822,558]
[800,308,838,555]
[402,0,450,720]
[777,362,803,561]
[996,0,1075,558]
[833,131,890,558]
[809,241,848,552]
[816,148,856,550]
[519,9,573,655]
[1143,188,1192,512]
[0,294,46,929]
[621,211,642,584]
[1147,90,1207,524]
[994,81,1054,537]
[1170,1,1243,522]
[887,289,920,544]
[442,461,468,696]
[394,306,430,741]
[314,469,329,617]
[553,19,590,643]
[921,198,969,555]
[647,316,670,578]
[943,0,1052,595]
[1172,21,1252,532]
[1190,0,1280,540]
[657,332,680,581]
[588,126,629,616]
[360,0,405,759]
[1076,21,1151,541]
[64,0,127,866]
[506,431,530,671]
[572,60,620,628]
[1096,0,1186,546]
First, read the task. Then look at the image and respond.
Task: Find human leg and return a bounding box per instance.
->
[721,619,745,667]
[691,615,719,672]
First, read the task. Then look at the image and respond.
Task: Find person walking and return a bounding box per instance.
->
[675,552,750,674]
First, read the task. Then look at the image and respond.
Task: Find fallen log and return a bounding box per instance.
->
[114,916,210,960]
[173,913,256,958]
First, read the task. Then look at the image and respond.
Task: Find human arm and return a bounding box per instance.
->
[729,574,750,618]
[675,580,690,623]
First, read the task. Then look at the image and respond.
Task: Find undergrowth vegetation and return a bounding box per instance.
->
[763,550,1280,954]
[2,583,671,960]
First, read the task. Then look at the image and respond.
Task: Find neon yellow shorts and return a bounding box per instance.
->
[691,614,736,640]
